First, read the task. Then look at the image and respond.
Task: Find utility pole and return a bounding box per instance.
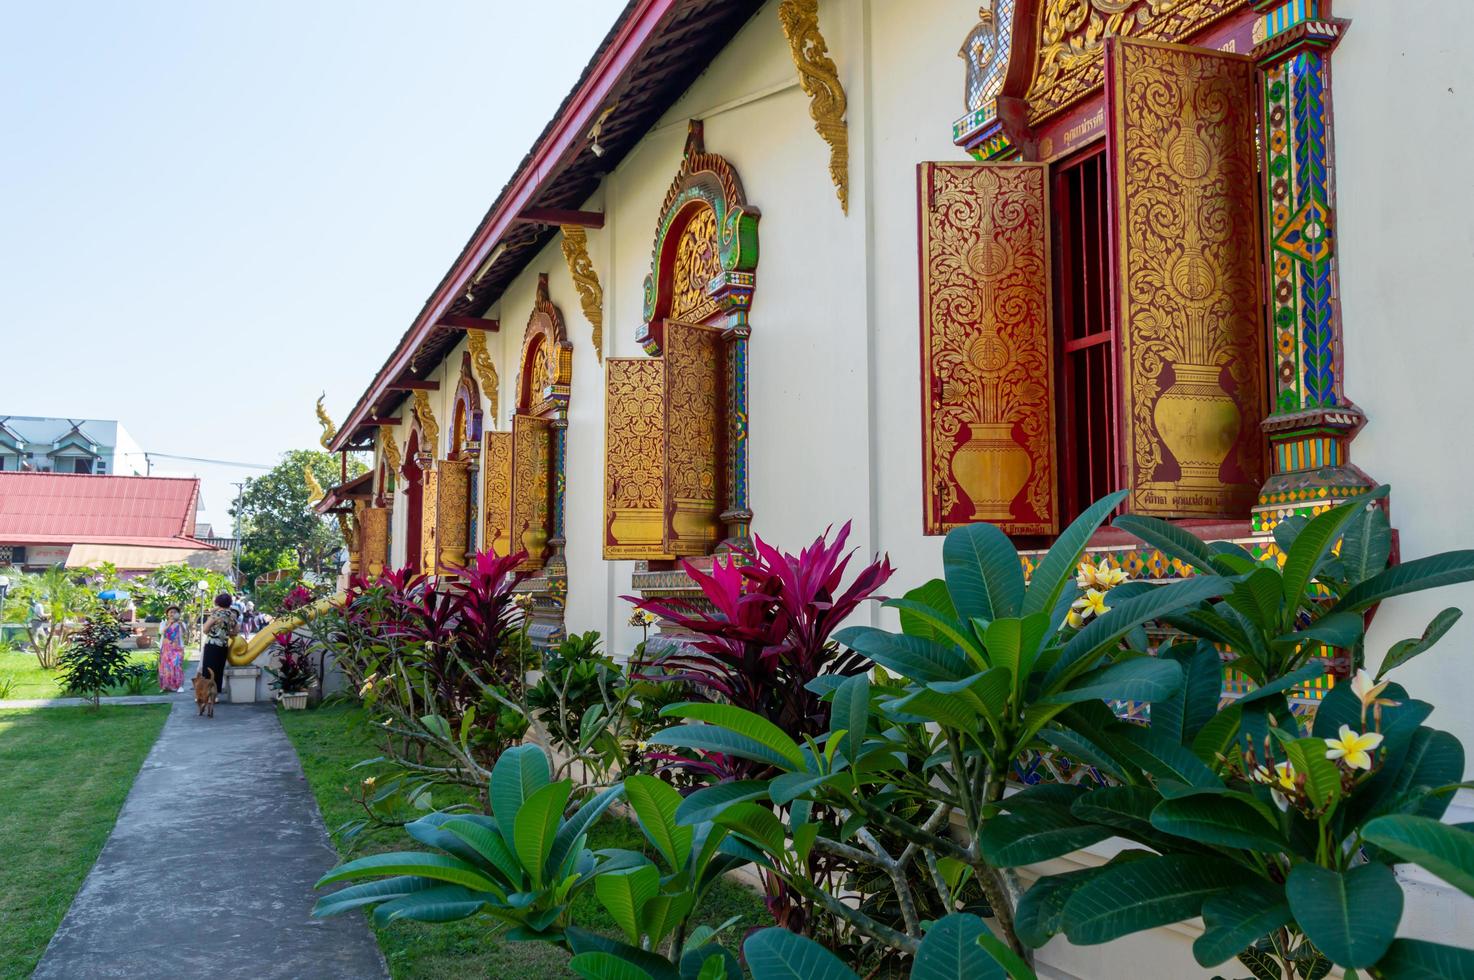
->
[231,481,245,586]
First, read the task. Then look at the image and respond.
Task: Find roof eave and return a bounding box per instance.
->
[332,0,686,451]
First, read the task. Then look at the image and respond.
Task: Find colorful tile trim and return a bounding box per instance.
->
[1275,435,1341,473]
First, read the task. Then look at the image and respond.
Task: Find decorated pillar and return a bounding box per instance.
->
[546,416,569,576]
[716,272,754,548]
[1251,1,1374,531]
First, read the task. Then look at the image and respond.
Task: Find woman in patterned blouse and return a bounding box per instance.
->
[198,593,240,700]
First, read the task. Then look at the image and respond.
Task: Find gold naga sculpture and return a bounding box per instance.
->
[304,464,326,506]
[315,393,337,450]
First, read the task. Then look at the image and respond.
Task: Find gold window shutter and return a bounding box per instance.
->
[1108,37,1267,518]
[483,432,514,560]
[510,415,553,571]
[661,320,725,556]
[918,160,1059,537]
[604,358,669,560]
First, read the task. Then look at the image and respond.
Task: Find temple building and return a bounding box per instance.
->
[324,2,1474,971]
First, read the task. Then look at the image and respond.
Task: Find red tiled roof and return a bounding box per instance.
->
[0,472,216,550]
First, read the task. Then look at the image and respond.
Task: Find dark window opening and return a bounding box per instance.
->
[1052,146,1118,523]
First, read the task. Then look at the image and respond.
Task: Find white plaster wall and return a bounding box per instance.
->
[366,0,1474,970]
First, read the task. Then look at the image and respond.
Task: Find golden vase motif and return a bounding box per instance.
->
[521,525,549,565]
[951,421,1031,521]
[609,508,664,554]
[1152,362,1241,488]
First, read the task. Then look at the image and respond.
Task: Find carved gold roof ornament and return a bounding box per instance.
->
[304,464,325,506]
[379,427,402,475]
[412,389,440,456]
[961,1,1009,112]
[559,225,604,363]
[779,0,848,214]
[1022,0,1250,123]
[315,393,337,450]
[466,329,501,422]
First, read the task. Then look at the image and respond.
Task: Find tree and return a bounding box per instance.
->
[232,449,367,585]
[57,608,131,708]
[1,566,95,669]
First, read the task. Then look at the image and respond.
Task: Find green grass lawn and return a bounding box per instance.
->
[0,705,171,977]
[0,647,181,700]
[280,702,771,980]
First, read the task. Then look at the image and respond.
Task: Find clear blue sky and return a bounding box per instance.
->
[1,0,622,529]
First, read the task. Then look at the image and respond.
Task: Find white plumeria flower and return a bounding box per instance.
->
[1325,724,1384,770]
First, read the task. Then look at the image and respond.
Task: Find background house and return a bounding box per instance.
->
[0,472,220,576]
[0,416,148,475]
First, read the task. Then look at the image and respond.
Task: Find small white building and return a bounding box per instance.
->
[0,416,148,475]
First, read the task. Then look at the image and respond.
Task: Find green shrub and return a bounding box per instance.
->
[57,609,132,708]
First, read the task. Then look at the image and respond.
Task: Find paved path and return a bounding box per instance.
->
[33,700,387,980]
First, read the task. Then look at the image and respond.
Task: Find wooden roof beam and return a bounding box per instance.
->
[360,417,402,426]
[513,207,605,228]
[436,315,500,331]
[387,379,439,391]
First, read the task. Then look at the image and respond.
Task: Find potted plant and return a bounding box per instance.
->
[267,631,315,709]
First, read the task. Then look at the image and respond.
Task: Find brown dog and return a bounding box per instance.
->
[193,668,218,718]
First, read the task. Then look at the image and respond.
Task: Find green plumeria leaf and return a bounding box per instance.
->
[834,626,973,683]
[1361,815,1474,899]
[943,520,1026,623]
[977,808,1112,868]
[1192,880,1292,967]
[674,781,770,827]
[1372,938,1474,979]
[491,744,551,848]
[648,724,800,772]
[595,863,660,946]
[1024,490,1129,616]
[1377,608,1463,680]
[1110,725,1221,789]
[1332,549,1474,614]
[569,951,657,980]
[659,703,806,771]
[1111,512,1219,576]
[312,876,438,918]
[1060,854,1252,945]
[1149,795,1289,852]
[315,851,503,892]
[370,885,491,924]
[1285,862,1402,968]
[623,775,693,871]
[1153,641,1222,746]
[1042,656,1183,705]
[743,927,860,980]
[513,780,572,888]
[1281,489,1387,618]
[911,913,1010,980]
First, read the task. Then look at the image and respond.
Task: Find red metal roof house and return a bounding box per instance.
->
[0,472,219,575]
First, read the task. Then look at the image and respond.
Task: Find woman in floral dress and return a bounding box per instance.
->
[158,605,186,693]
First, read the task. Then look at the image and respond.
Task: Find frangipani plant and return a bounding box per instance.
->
[314,744,627,934]
[974,491,1474,979]
[651,492,1231,957]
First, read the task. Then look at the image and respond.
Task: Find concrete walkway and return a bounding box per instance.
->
[33,700,388,980]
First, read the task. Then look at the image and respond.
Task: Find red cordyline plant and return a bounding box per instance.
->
[628,522,893,940]
[281,584,314,612]
[389,550,530,716]
[627,521,894,769]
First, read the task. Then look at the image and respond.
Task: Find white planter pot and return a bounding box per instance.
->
[224,666,261,704]
[278,692,309,710]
